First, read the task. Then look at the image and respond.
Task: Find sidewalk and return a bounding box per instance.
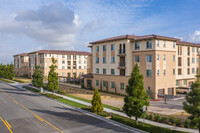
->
[15,84,197,133]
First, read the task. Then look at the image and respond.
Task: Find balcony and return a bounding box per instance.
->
[118,61,126,69]
[117,49,126,56]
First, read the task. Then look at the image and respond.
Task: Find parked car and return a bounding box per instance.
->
[176,87,191,94]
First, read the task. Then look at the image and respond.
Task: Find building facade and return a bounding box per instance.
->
[84,34,200,99]
[14,50,90,79]
[13,53,29,77]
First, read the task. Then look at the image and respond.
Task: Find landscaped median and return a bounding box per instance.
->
[0,78,15,83]
[22,85,187,133]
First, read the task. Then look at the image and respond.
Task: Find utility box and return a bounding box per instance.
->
[39,87,43,93]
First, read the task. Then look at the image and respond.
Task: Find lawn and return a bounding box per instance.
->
[0,78,15,83]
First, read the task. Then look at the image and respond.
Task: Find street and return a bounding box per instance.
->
[0,81,144,133]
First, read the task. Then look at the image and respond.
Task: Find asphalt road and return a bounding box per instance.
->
[0,81,145,133]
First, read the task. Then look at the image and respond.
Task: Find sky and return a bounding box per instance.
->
[0,0,200,64]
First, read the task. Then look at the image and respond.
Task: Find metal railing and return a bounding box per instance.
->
[119,61,126,67]
[118,49,126,54]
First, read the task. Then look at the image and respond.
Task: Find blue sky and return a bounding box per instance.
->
[0,0,200,64]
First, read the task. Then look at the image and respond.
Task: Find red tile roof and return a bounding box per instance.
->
[89,34,180,44]
[28,50,90,55]
[13,53,29,56]
[177,41,200,47]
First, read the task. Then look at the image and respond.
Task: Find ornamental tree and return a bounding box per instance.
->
[183,75,200,132]
[91,88,103,113]
[47,57,59,94]
[8,64,15,80]
[32,66,43,87]
[123,63,149,124]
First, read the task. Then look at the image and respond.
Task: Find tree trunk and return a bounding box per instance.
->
[135,117,138,125]
[198,124,200,133]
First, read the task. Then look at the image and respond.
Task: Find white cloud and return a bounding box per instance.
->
[0,2,80,49]
[186,31,200,43]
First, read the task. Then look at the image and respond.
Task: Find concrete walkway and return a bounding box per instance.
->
[14,83,197,133]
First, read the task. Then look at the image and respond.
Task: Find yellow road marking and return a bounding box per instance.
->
[0,116,13,133]
[0,89,63,133]
[5,120,11,128]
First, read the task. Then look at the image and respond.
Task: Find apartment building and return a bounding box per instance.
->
[84,34,200,99]
[13,53,29,77]
[14,50,90,78]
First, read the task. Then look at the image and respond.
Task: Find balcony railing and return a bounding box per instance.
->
[119,61,126,67]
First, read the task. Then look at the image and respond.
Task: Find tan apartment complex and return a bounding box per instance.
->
[13,53,29,77]
[14,50,90,79]
[84,34,200,99]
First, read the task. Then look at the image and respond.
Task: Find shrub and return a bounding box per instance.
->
[160,116,167,123]
[91,88,103,113]
[169,116,175,125]
[154,113,160,122]
[147,113,153,120]
[175,119,181,127]
[184,119,189,128]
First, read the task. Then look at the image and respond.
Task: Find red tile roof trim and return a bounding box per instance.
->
[28,50,90,55]
[13,53,29,56]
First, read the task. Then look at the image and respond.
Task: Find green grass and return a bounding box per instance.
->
[13,78,30,83]
[0,78,15,83]
[66,94,121,111]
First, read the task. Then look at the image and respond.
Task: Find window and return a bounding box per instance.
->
[178,68,182,75]
[103,45,106,51]
[157,55,159,61]
[173,69,175,75]
[135,42,140,50]
[192,58,195,63]
[111,69,115,75]
[157,70,159,75]
[111,44,115,51]
[164,69,166,75]
[62,72,65,76]
[84,66,87,69]
[111,57,115,63]
[146,70,152,77]
[79,61,81,64]
[146,41,152,48]
[103,81,107,87]
[45,54,47,57]
[96,68,99,74]
[84,61,87,64]
[111,82,115,89]
[184,80,187,86]
[62,61,65,64]
[187,58,190,66]
[192,68,195,74]
[67,55,71,59]
[197,57,199,63]
[147,87,151,91]
[146,55,152,62]
[187,68,190,75]
[173,42,175,48]
[135,55,140,62]
[197,48,199,53]
[62,66,65,69]
[176,80,179,87]
[103,68,107,74]
[62,55,65,58]
[187,47,190,56]
[163,41,166,47]
[163,55,166,61]
[157,40,159,47]
[96,57,99,63]
[103,57,106,63]
[173,55,175,62]
[96,80,99,86]
[120,83,125,90]
[178,57,182,66]
[79,66,81,69]
[192,47,195,52]
[96,46,99,52]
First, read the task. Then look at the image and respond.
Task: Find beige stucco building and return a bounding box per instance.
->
[84,34,200,99]
[14,50,90,79]
[13,53,29,77]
